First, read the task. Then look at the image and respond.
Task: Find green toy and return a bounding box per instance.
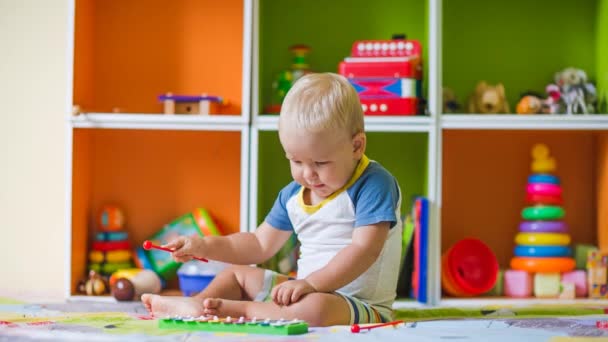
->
[266,44,313,113]
[143,208,221,280]
[158,317,309,335]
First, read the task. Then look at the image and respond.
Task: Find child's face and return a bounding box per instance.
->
[279,127,365,199]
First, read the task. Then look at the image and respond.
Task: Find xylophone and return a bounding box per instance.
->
[158,316,309,335]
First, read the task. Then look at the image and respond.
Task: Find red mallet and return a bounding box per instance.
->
[142,240,208,262]
[351,320,404,333]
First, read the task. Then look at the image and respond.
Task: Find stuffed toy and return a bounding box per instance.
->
[467,81,510,114]
[516,95,542,114]
[442,87,461,113]
[554,67,596,114]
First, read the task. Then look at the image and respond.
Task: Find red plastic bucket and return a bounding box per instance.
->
[442,238,498,296]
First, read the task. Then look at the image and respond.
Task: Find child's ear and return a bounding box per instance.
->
[352,132,366,157]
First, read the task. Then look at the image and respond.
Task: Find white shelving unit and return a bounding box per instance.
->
[64,0,607,306]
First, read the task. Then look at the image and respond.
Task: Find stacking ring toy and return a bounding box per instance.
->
[515,232,570,246]
[526,183,562,197]
[521,205,564,220]
[528,174,560,185]
[514,245,572,257]
[525,193,563,205]
[510,257,575,273]
[519,221,568,233]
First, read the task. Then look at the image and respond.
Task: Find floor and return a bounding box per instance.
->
[1,300,608,341]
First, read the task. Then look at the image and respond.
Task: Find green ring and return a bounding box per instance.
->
[521,206,565,220]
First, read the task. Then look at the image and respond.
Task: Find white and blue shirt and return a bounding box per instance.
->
[265,155,402,308]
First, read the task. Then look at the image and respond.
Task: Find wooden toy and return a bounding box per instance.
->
[587,250,608,299]
[143,240,208,263]
[504,270,532,298]
[351,320,404,333]
[561,270,587,297]
[159,93,225,115]
[534,273,560,298]
[158,316,308,335]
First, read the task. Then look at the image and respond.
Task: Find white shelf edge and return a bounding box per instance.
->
[254,115,433,132]
[70,113,249,131]
[440,297,608,308]
[442,114,608,130]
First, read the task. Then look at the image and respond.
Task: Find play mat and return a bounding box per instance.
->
[1,298,607,341]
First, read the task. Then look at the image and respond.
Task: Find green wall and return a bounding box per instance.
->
[443,0,597,110]
[257,132,429,223]
[260,0,427,113]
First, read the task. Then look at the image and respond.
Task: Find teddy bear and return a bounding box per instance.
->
[467,81,510,114]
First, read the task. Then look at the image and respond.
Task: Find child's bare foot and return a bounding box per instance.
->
[141,294,205,318]
[203,298,247,318]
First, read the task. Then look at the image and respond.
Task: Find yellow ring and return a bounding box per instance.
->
[515,232,570,246]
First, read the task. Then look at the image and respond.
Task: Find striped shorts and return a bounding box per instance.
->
[254,269,393,325]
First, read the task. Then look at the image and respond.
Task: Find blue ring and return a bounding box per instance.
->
[528,174,560,185]
[514,245,572,257]
[95,231,128,241]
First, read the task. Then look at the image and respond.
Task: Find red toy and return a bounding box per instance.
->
[142,240,208,262]
[338,36,423,116]
[351,320,404,333]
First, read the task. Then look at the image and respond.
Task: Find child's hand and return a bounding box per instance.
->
[270,279,316,306]
[163,236,205,263]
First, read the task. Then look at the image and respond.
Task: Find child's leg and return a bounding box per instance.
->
[141,265,267,317]
[203,292,351,327]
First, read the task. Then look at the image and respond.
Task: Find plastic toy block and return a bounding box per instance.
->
[575,244,598,269]
[158,317,309,335]
[534,273,561,298]
[558,282,576,299]
[485,270,504,296]
[504,270,532,298]
[561,270,587,297]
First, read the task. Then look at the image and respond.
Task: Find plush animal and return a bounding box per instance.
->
[467,81,510,114]
[516,95,542,114]
[442,87,461,113]
[554,67,596,114]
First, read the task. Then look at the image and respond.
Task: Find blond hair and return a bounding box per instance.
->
[279,73,364,135]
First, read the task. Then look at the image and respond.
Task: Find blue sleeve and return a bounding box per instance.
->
[264,181,300,231]
[347,163,401,229]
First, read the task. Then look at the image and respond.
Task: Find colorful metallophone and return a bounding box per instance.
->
[158,316,309,335]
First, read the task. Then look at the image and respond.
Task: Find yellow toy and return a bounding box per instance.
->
[531,143,556,173]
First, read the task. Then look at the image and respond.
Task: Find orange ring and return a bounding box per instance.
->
[510,257,575,273]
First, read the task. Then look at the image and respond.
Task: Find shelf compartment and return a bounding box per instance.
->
[256,0,427,116]
[74,0,244,115]
[442,115,608,130]
[443,0,605,114]
[441,130,606,279]
[70,128,244,294]
[253,131,430,226]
